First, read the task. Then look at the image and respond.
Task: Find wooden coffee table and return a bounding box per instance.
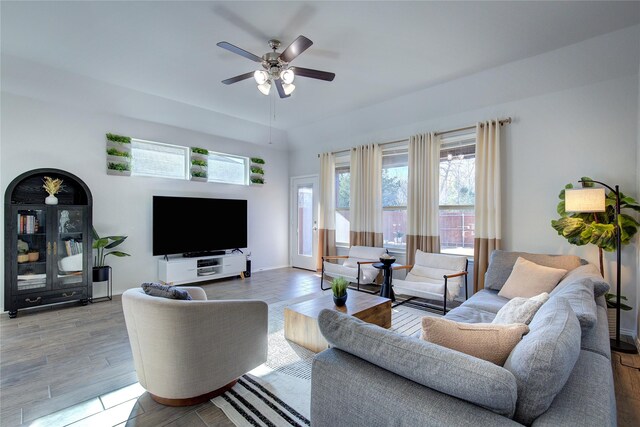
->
[284,292,391,352]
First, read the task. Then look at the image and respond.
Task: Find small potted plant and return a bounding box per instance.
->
[42,176,64,205]
[331,277,349,307]
[92,227,130,282]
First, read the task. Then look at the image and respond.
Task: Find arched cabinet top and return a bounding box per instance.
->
[5,168,92,206]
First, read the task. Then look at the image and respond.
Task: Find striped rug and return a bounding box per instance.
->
[212,292,438,427]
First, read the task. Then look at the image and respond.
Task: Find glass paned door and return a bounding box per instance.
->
[55,207,85,287]
[15,208,48,293]
[291,176,318,271]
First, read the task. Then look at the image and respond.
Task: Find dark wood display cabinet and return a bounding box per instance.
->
[4,169,93,318]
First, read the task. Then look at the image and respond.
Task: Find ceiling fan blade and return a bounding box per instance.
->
[279,35,313,63]
[290,66,335,82]
[217,41,263,63]
[274,79,290,98]
[221,72,255,85]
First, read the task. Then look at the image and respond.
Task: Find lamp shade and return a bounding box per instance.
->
[254,70,269,85]
[257,81,271,95]
[565,188,606,213]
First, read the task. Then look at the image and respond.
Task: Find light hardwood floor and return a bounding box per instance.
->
[1,267,638,426]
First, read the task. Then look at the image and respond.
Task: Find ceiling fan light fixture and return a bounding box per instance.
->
[257,81,271,95]
[282,83,296,96]
[254,70,269,85]
[280,69,295,84]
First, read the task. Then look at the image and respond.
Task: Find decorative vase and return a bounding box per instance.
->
[45,195,58,205]
[333,293,348,307]
[28,251,39,262]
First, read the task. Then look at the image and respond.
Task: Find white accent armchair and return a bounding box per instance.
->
[122,287,268,406]
[392,250,468,314]
[321,245,387,292]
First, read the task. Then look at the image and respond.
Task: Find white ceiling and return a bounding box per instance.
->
[2,1,639,131]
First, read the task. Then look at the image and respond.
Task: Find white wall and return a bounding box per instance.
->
[288,26,640,335]
[0,93,290,309]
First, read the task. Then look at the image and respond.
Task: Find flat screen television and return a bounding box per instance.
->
[153,196,247,256]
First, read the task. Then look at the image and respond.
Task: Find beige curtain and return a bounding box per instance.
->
[474,120,502,293]
[317,153,336,270]
[406,132,441,265]
[350,144,383,247]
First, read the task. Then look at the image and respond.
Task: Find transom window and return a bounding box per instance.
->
[131,139,188,179]
[208,152,249,185]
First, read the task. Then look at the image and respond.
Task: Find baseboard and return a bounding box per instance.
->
[255,264,291,272]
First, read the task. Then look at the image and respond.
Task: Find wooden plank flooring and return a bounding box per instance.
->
[1,267,638,426]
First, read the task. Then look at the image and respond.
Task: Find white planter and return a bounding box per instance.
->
[106,140,132,152]
[107,169,131,176]
[191,152,208,162]
[107,155,131,164]
[190,176,208,182]
[45,195,58,205]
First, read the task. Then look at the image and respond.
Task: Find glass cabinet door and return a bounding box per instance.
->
[55,207,86,287]
[15,208,48,293]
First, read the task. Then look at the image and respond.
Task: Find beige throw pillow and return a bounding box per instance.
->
[498,257,567,299]
[421,317,529,365]
[492,293,549,325]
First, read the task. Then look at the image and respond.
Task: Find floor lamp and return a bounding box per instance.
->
[565,179,637,354]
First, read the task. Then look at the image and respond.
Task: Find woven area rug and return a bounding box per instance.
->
[212,291,438,427]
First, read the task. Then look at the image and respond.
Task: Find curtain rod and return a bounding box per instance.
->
[317,117,512,157]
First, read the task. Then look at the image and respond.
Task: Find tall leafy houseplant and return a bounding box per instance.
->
[92,227,130,281]
[551,177,639,304]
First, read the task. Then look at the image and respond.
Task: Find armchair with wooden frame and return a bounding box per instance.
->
[320,246,387,292]
[392,250,468,314]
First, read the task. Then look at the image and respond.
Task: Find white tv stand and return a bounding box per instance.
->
[158,252,246,285]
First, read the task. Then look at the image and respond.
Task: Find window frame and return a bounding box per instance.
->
[130,138,190,180]
[334,158,351,247]
[381,149,408,251]
[438,132,476,257]
[207,151,250,186]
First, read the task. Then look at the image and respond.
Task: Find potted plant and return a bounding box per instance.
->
[605,293,633,338]
[331,277,349,307]
[92,227,130,281]
[42,176,64,205]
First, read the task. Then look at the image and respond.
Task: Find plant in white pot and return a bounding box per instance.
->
[92,227,130,281]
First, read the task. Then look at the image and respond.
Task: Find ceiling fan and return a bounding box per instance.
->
[217,35,335,98]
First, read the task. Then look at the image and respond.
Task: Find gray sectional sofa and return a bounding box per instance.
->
[310,251,615,426]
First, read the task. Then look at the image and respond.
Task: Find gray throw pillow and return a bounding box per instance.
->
[549,280,597,330]
[503,298,581,425]
[484,251,581,291]
[492,292,549,325]
[553,263,610,298]
[141,282,192,300]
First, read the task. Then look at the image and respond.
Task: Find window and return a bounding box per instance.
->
[439,134,476,256]
[382,151,408,250]
[335,162,351,245]
[131,139,188,179]
[208,152,249,185]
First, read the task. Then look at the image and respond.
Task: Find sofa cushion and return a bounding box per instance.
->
[318,309,519,417]
[493,293,549,325]
[498,258,567,299]
[485,251,581,291]
[323,261,379,283]
[141,282,192,300]
[553,263,610,298]
[445,306,497,323]
[343,246,386,267]
[461,289,509,314]
[580,304,611,360]
[549,273,597,330]
[529,350,615,427]
[421,317,529,365]
[503,298,581,425]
